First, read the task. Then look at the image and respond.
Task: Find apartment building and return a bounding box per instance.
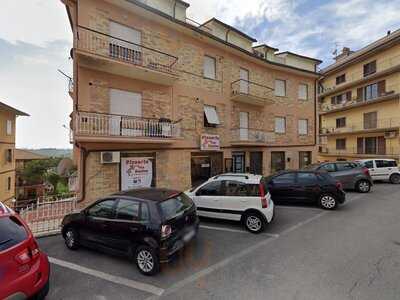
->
[0,101,29,205]
[62,0,321,204]
[318,29,400,162]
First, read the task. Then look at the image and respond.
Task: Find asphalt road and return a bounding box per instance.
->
[38,183,400,300]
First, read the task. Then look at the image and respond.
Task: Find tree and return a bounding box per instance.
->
[20,158,62,186]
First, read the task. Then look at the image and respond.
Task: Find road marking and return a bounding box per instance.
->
[145,211,327,300]
[200,225,279,238]
[275,205,322,212]
[48,257,164,296]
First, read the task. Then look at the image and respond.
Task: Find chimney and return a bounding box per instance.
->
[335,47,353,62]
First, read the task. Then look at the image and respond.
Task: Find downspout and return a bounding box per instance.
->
[76,143,87,203]
[173,0,177,18]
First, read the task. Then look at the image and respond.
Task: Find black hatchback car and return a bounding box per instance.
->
[266,170,346,210]
[61,188,199,275]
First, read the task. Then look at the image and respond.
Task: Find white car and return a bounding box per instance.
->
[357,159,400,184]
[185,173,274,233]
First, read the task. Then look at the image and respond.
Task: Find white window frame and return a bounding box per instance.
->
[203,55,216,80]
[6,120,12,136]
[204,105,220,125]
[275,79,286,97]
[275,117,286,134]
[298,119,308,135]
[298,84,308,100]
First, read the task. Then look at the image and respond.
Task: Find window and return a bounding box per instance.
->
[363,161,374,168]
[0,216,28,252]
[319,163,336,172]
[336,117,346,128]
[275,117,286,134]
[336,138,346,150]
[363,112,377,129]
[115,199,140,221]
[204,105,220,127]
[271,152,285,173]
[203,55,216,79]
[7,177,11,191]
[297,173,317,184]
[273,173,296,184]
[159,193,193,220]
[363,60,376,77]
[336,163,356,171]
[298,119,308,135]
[6,120,12,136]
[299,151,312,169]
[275,79,286,97]
[364,83,378,101]
[197,181,222,196]
[247,184,261,197]
[376,160,397,168]
[298,84,308,100]
[223,181,248,197]
[365,137,377,154]
[336,74,346,85]
[87,200,115,219]
[6,149,12,163]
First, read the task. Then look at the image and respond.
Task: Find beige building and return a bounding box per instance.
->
[318,30,400,162]
[0,102,29,205]
[62,0,321,204]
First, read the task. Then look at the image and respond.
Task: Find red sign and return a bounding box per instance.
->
[200,134,220,151]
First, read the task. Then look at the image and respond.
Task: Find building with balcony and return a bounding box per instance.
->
[318,29,400,162]
[0,101,29,206]
[62,0,321,204]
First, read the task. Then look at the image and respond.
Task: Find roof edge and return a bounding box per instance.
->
[276,51,323,64]
[0,101,29,116]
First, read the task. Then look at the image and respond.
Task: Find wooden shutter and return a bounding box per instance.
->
[364,112,377,129]
[377,80,386,96]
[331,96,336,105]
[377,136,386,155]
[357,138,364,154]
[356,87,364,102]
[346,91,352,102]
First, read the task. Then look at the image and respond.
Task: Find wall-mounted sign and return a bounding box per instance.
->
[121,158,153,191]
[200,134,220,151]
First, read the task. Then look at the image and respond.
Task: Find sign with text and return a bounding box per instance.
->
[200,134,220,151]
[121,158,153,191]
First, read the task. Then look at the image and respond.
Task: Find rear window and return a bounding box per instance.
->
[159,193,194,221]
[0,216,28,252]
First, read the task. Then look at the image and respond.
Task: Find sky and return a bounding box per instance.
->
[1,0,399,149]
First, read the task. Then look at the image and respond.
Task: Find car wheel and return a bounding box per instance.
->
[244,212,265,234]
[390,174,400,184]
[135,245,160,276]
[356,180,371,193]
[32,279,49,300]
[318,194,338,210]
[64,227,79,250]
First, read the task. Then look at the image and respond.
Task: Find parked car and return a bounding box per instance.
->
[61,188,199,276]
[0,203,50,300]
[266,170,346,210]
[185,173,274,234]
[304,161,373,193]
[356,159,400,184]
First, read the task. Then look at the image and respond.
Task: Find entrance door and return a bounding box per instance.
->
[109,89,142,136]
[271,152,285,174]
[240,68,249,94]
[109,21,142,63]
[250,152,263,175]
[191,156,211,188]
[232,152,245,173]
[239,112,249,140]
[299,151,312,169]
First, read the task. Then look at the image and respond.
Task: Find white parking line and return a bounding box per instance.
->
[200,225,280,238]
[48,257,164,296]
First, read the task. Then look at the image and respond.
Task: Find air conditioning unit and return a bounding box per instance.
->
[384,131,397,139]
[100,152,120,164]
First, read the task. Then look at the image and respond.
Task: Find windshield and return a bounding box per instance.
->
[0,216,28,252]
[159,193,194,221]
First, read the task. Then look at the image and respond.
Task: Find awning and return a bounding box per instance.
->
[204,105,220,125]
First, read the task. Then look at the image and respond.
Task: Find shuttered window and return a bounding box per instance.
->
[203,56,216,79]
[336,139,346,150]
[336,74,346,85]
[275,80,286,97]
[298,119,308,135]
[204,105,220,126]
[6,120,12,136]
[364,83,378,101]
[363,60,376,77]
[275,117,286,133]
[298,84,308,100]
[336,117,346,128]
[363,111,377,129]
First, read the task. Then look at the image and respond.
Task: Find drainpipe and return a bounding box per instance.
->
[173,0,177,18]
[76,144,87,203]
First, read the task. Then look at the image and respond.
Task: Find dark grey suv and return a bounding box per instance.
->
[304,162,373,193]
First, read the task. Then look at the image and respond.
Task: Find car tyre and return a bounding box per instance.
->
[243,212,266,234]
[318,194,338,210]
[356,180,371,193]
[390,173,400,184]
[64,227,79,250]
[32,279,49,300]
[135,245,160,276]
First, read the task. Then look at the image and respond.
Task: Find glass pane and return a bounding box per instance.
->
[273,173,296,184]
[320,164,336,172]
[198,181,221,196]
[224,181,248,196]
[115,199,140,221]
[297,173,317,184]
[0,216,28,251]
[88,200,115,218]
[159,193,193,220]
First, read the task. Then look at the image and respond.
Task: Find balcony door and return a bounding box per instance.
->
[109,21,142,64]
[239,68,249,94]
[109,89,142,136]
[239,112,249,140]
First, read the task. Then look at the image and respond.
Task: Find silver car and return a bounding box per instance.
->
[304,162,373,193]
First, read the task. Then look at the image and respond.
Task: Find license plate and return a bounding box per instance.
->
[183,229,195,243]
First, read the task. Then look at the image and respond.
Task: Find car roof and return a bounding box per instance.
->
[356,158,396,162]
[0,202,14,217]
[211,173,263,184]
[112,188,182,202]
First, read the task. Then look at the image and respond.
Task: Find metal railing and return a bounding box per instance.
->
[231,79,274,101]
[76,26,178,75]
[319,147,399,157]
[74,111,182,139]
[231,128,276,143]
[320,118,400,134]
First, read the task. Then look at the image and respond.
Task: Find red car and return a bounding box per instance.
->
[0,203,50,299]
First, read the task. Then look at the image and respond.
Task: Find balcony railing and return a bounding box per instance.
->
[231,80,274,106]
[74,112,181,140]
[320,118,400,135]
[76,26,178,76]
[231,128,275,144]
[319,146,399,157]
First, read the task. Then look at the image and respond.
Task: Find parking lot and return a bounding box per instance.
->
[37,184,400,300]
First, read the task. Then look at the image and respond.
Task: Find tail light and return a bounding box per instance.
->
[14,239,40,265]
[362,167,370,176]
[336,181,343,190]
[161,225,172,239]
[259,183,268,209]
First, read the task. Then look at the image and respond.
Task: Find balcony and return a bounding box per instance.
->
[319,147,399,159]
[320,118,400,136]
[73,111,182,144]
[75,26,179,85]
[230,80,274,106]
[231,128,275,146]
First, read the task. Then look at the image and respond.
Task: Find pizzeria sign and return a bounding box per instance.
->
[200,134,220,151]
